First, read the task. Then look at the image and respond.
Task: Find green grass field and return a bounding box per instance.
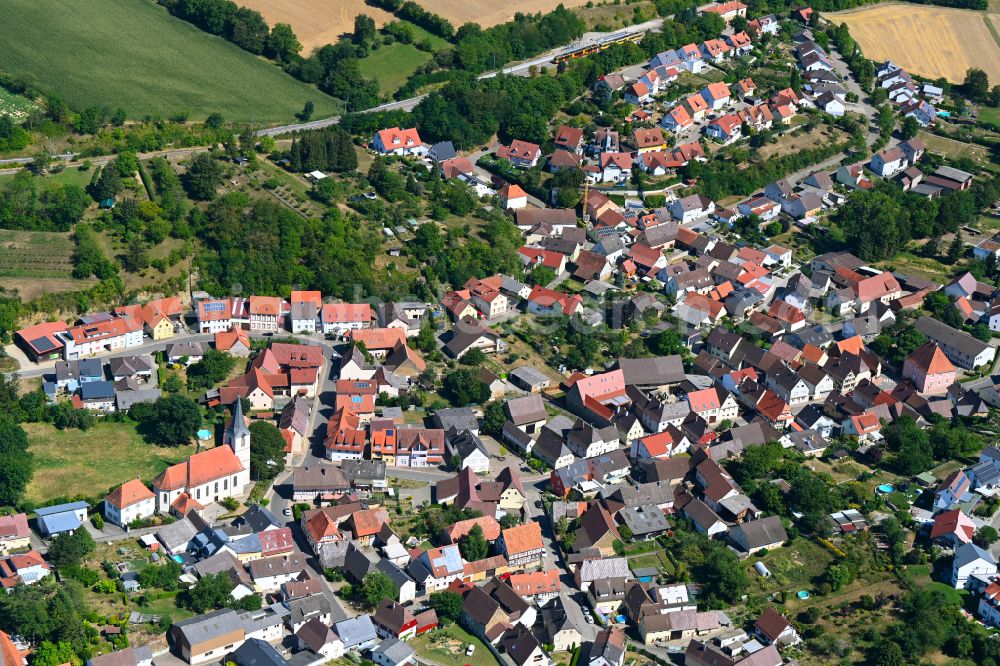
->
[24,422,194,504]
[411,625,493,666]
[0,229,77,279]
[0,0,343,123]
[357,24,448,95]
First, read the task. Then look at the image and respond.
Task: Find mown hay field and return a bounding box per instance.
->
[829,4,1000,83]
[0,0,342,123]
[238,0,594,52]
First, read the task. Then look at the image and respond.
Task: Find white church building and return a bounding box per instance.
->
[152,401,252,514]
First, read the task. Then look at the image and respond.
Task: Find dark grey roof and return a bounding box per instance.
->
[228,399,250,440]
[433,407,479,434]
[509,366,550,387]
[334,615,377,648]
[915,316,991,359]
[372,637,415,664]
[613,355,684,387]
[172,609,243,647]
[730,516,787,550]
[447,429,488,460]
[341,459,387,483]
[233,504,282,533]
[292,464,349,492]
[230,639,286,666]
[506,394,547,426]
[80,381,115,400]
[620,505,670,536]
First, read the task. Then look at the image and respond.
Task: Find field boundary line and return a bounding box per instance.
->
[985,14,1000,50]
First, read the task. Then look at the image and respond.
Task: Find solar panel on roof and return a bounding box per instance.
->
[203,301,225,312]
[30,337,57,352]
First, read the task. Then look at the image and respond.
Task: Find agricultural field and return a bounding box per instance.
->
[23,421,195,504]
[0,228,87,298]
[829,4,1000,83]
[238,0,593,52]
[0,0,343,123]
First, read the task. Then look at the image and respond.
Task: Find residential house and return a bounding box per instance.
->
[952,542,997,589]
[497,140,542,168]
[903,342,957,394]
[104,479,156,527]
[373,127,426,156]
[728,516,787,554]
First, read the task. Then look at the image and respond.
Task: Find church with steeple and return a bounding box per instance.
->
[152,402,252,515]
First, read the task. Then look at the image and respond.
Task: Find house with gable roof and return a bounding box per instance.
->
[105,479,156,527]
[373,127,426,156]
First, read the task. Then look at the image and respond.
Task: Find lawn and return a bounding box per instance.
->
[23,422,194,504]
[746,537,834,599]
[357,25,449,96]
[0,0,343,123]
[412,625,493,666]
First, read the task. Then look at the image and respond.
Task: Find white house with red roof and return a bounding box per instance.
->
[526,286,582,317]
[499,183,528,210]
[929,508,976,547]
[600,152,633,183]
[686,386,738,424]
[701,82,732,110]
[699,39,732,63]
[105,479,156,527]
[62,317,144,360]
[373,127,427,156]
[497,140,542,168]
[661,105,693,133]
[701,0,747,21]
[705,114,742,144]
[197,297,249,334]
[152,403,251,514]
[322,303,371,336]
[841,411,882,443]
[677,43,705,72]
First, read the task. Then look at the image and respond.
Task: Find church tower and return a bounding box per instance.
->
[224,399,251,471]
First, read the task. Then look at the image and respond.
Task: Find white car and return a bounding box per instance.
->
[283,508,292,516]
[466,645,475,656]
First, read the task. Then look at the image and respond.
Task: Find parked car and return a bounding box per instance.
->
[466,645,475,656]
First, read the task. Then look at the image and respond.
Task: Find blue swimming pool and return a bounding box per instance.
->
[172,554,184,564]
[877,483,894,494]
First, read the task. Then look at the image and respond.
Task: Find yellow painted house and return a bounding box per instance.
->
[145,315,175,340]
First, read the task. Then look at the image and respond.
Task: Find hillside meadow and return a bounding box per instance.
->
[0,0,343,123]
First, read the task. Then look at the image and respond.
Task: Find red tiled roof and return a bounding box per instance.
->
[106,479,154,509]
[154,445,245,491]
[501,522,543,555]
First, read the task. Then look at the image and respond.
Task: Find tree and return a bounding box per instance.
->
[47,528,95,569]
[885,417,933,475]
[136,395,202,445]
[947,232,965,264]
[353,14,377,44]
[460,348,486,366]
[991,85,1000,108]
[360,571,398,608]
[205,113,224,129]
[443,368,490,406]
[266,23,302,62]
[91,164,122,202]
[481,401,506,438]
[529,265,556,286]
[179,572,234,613]
[184,154,225,200]
[975,525,999,548]
[963,67,990,102]
[429,591,463,622]
[299,100,315,122]
[458,524,489,561]
[825,562,852,592]
[874,641,904,666]
[414,318,437,353]
[699,546,748,605]
[32,641,79,666]
[249,421,287,481]
[900,115,919,140]
[0,419,32,506]
[187,349,237,390]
